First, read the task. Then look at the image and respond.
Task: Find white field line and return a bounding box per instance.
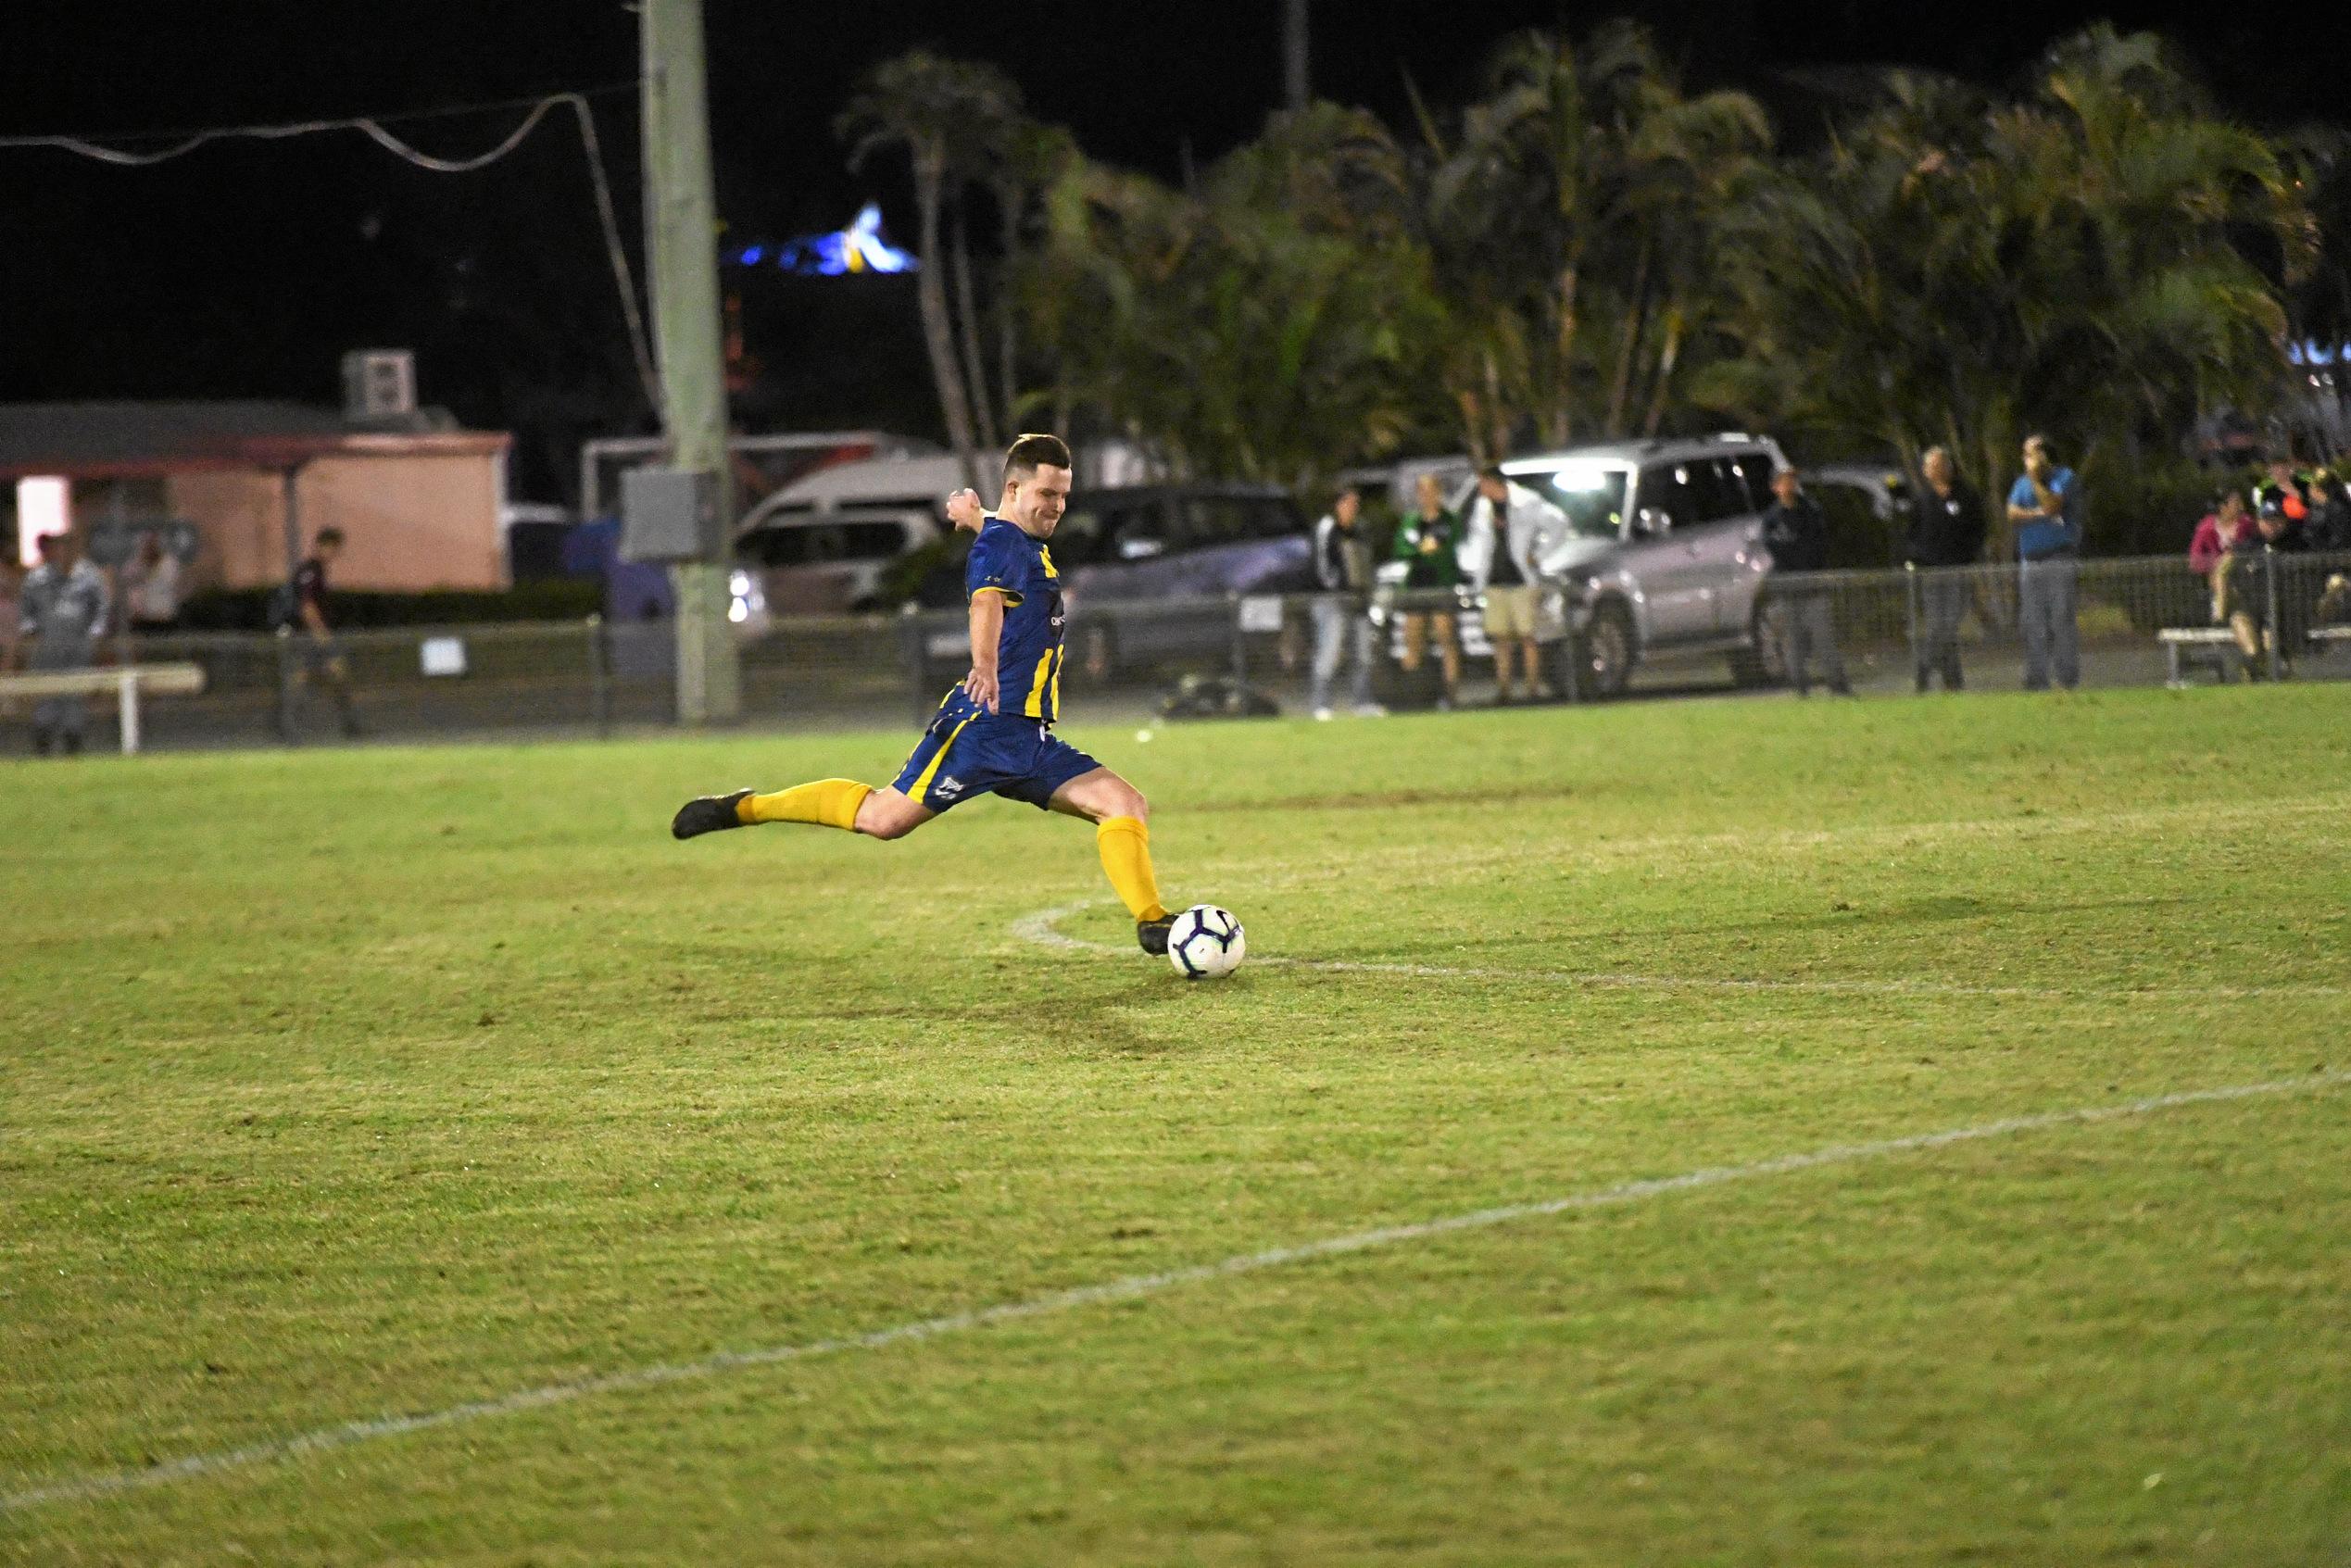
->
[5,1070,2344,1515]
[1014,901,2351,1000]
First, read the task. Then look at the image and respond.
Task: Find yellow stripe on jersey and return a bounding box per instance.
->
[971,584,1023,606]
[1022,645,1054,719]
[909,714,975,800]
[1048,645,1064,718]
[1041,546,1058,579]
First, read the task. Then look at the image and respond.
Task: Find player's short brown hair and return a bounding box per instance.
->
[1003,433,1072,484]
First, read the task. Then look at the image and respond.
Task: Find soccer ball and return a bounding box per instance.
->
[1167,904,1246,980]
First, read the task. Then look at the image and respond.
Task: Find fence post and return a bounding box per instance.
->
[2264,545,2283,682]
[586,614,610,737]
[273,624,296,744]
[118,669,140,757]
[1228,593,1247,695]
[1903,563,1919,686]
[1559,589,1581,704]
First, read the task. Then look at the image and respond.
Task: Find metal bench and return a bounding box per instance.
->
[2158,627,2242,688]
[0,662,206,754]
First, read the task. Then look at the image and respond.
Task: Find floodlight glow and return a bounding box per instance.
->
[1548,460,1619,492]
[17,476,68,566]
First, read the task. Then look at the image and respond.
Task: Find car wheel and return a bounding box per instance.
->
[1578,601,1636,699]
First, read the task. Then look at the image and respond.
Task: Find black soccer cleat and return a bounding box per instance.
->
[1137,916,1174,957]
[672,789,754,840]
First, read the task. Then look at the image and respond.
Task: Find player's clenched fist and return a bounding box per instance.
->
[947,488,987,532]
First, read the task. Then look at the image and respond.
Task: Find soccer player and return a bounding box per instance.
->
[669,433,1176,954]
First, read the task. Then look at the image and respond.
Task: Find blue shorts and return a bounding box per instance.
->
[891,708,1100,813]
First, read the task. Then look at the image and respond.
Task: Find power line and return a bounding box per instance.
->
[0,88,661,416]
[0,83,638,159]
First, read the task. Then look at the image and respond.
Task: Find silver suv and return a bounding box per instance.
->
[1499,433,1791,696]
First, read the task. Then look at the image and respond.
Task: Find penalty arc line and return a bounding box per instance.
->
[4,1070,2345,1515]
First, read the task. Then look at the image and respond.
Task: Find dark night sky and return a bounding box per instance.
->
[0,1,2338,495]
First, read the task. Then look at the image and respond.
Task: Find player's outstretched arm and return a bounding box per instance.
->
[962,589,1005,714]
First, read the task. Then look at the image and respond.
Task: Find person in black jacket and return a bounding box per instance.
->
[1904,445,1988,691]
[1759,467,1850,696]
[2303,470,2348,553]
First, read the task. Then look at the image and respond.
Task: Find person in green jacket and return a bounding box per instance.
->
[1393,472,1464,708]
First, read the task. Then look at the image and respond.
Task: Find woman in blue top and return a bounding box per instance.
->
[2005,434,2082,691]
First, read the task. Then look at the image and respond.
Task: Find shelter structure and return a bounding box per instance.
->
[0,400,511,591]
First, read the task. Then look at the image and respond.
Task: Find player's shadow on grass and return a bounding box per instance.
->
[994,971,1251,1057]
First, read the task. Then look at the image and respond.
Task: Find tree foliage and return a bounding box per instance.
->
[843,23,2332,522]
[1691,26,2310,547]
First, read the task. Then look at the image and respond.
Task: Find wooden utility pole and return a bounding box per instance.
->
[643,0,740,723]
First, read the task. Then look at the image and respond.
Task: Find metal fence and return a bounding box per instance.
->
[8,550,2349,754]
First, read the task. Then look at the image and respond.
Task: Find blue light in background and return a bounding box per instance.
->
[757,204,918,276]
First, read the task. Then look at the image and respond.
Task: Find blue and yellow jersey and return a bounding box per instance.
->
[957,516,1066,723]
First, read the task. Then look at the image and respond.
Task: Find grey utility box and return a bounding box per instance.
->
[620,467,722,562]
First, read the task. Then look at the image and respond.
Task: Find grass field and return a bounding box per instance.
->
[4,685,2347,1565]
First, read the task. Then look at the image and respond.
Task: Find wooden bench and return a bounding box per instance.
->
[2307,624,2351,655]
[2158,627,2243,688]
[0,662,206,754]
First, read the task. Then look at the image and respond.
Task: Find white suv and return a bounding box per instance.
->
[1499,433,1791,696]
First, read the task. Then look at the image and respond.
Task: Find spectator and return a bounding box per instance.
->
[0,558,21,722]
[2005,433,2081,691]
[1904,445,1986,691]
[122,531,184,634]
[16,533,110,757]
[2246,495,2315,674]
[2255,459,2308,524]
[1392,472,1463,709]
[2189,490,2252,580]
[2192,492,2261,662]
[281,527,362,739]
[2302,470,2348,553]
[1759,468,1850,696]
[1307,484,1383,721]
[0,557,20,672]
[1461,467,1568,704]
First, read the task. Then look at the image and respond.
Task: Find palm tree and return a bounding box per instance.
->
[836,52,1024,487]
[1020,112,1442,491]
[1412,23,1771,450]
[1696,28,2308,547]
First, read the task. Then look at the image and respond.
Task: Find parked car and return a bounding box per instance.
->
[735,507,939,615]
[906,482,1312,689]
[1497,433,1792,696]
[1801,463,1915,568]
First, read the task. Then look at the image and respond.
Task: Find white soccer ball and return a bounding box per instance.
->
[1167,904,1246,980]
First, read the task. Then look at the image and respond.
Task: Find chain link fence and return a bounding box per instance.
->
[8,551,2348,753]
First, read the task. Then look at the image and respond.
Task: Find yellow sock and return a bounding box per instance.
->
[1096,815,1169,923]
[739,778,872,832]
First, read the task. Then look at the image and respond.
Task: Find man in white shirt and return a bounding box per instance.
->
[1460,469,1570,704]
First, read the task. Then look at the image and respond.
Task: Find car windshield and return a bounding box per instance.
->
[1509,462,1628,540]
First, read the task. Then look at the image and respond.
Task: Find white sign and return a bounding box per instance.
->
[420,637,468,678]
[1237,595,1285,634]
